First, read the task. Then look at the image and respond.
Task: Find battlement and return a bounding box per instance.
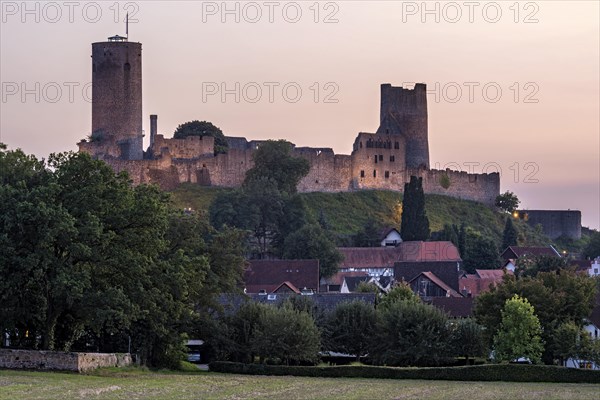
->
[380,83,427,119]
[150,134,214,159]
[377,83,429,169]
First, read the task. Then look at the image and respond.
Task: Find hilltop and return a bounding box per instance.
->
[170,184,550,248]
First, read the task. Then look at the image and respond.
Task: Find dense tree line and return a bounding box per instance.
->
[206,285,487,367]
[0,145,246,367]
[475,257,599,364]
[206,260,599,368]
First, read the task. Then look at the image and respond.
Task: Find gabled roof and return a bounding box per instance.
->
[338,247,402,269]
[409,271,462,298]
[379,227,401,242]
[430,297,474,318]
[339,241,461,270]
[475,269,506,279]
[323,271,370,286]
[272,281,301,294]
[501,246,561,260]
[459,269,507,297]
[244,259,319,294]
[395,260,461,292]
[343,276,371,292]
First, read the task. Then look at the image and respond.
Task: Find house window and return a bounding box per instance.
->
[379,154,383,161]
[390,155,395,162]
[374,155,378,164]
[385,171,390,178]
[360,170,365,178]
[394,141,400,149]
[373,170,377,178]
[360,142,363,148]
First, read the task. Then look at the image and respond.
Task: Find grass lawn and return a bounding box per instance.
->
[1,369,599,400]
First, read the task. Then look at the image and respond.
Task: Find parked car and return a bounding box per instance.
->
[187,352,201,363]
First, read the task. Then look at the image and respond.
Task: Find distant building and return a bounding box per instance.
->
[500,246,561,273]
[516,210,581,240]
[459,269,509,297]
[79,35,500,204]
[243,259,320,294]
[380,228,402,247]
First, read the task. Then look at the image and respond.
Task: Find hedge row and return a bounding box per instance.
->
[208,362,600,383]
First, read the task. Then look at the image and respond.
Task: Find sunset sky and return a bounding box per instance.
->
[1,1,599,229]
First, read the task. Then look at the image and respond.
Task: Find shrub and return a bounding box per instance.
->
[208,362,600,383]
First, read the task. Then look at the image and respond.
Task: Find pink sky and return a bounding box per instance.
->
[1,1,598,229]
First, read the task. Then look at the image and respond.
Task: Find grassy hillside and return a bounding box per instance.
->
[169,184,549,247]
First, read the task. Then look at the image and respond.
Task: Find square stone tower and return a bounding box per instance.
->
[376,83,429,169]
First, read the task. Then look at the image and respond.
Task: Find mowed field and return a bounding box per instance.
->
[1,369,599,400]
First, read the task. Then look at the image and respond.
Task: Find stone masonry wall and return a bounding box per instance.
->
[0,349,131,372]
[419,168,500,205]
[296,149,353,192]
[523,210,582,239]
[151,135,214,159]
[102,142,499,204]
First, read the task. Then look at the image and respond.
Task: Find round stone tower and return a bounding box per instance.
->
[91,35,143,160]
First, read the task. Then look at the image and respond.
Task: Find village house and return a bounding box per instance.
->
[243,259,320,294]
[501,246,561,272]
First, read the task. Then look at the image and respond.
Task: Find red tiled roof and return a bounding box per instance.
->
[410,271,462,298]
[458,269,508,296]
[398,241,462,262]
[475,269,506,279]
[338,241,461,269]
[244,259,320,294]
[338,247,402,269]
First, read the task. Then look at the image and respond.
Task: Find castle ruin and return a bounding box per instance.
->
[78,36,500,205]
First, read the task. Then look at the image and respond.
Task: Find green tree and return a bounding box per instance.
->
[551,321,585,367]
[463,232,502,273]
[325,300,377,361]
[244,140,310,195]
[0,147,246,368]
[221,301,269,363]
[475,271,596,364]
[493,295,544,364]
[173,120,228,154]
[583,231,600,259]
[457,223,467,257]
[449,318,486,364]
[400,176,430,241]
[495,191,520,213]
[502,216,518,250]
[516,254,570,277]
[369,300,450,366]
[251,306,321,365]
[210,178,284,258]
[438,223,459,248]
[283,224,342,278]
[378,282,420,309]
[352,219,381,247]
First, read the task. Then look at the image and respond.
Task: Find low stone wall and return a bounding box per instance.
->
[0,349,132,372]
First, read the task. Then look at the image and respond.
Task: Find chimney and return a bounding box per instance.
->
[150,114,158,148]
